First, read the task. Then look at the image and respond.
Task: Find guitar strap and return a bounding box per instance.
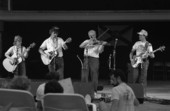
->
[16,46,19,58]
[21,46,25,61]
[143,41,150,62]
[144,41,149,51]
[53,39,58,69]
[14,46,20,65]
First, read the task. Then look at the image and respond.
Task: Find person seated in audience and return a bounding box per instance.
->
[1,103,13,111]
[36,72,63,111]
[0,77,32,111]
[8,76,31,92]
[0,79,9,88]
[98,69,139,111]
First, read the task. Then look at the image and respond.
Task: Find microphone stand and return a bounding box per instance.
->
[112,38,118,71]
[109,54,112,70]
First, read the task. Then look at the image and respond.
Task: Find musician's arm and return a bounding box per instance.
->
[102,41,108,45]
[149,52,155,58]
[130,42,138,61]
[5,47,14,61]
[23,47,29,58]
[39,41,47,55]
[62,40,68,50]
[148,45,155,58]
[79,40,89,48]
[97,43,106,54]
[129,49,135,61]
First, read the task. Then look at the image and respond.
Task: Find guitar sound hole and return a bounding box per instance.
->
[49,56,52,59]
[9,61,13,65]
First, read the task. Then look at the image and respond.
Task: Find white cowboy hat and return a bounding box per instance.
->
[137,29,148,36]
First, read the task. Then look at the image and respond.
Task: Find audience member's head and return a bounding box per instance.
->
[109,69,126,86]
[44,79,63,94]
[0,79,9,88]
[8,76,31,91]
[46,71,60,80]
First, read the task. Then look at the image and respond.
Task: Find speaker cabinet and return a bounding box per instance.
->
[73,82,94,98]
[128,83,144,104]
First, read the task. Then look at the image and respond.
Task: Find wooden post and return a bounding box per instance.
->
[0,22,4,59]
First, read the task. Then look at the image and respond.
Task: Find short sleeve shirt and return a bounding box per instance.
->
[40,37,65,57]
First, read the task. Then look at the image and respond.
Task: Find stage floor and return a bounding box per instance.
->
[146,81,170,100]
[98,80,170,100]
[97,80,170,111]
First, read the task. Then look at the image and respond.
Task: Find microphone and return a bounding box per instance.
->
[109,54,112,69]
[115,38,118,45]
[115,38,118,43]
[114,38,118,49]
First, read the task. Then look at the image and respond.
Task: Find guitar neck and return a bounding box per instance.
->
[19,45,33,58]
[23,46,31,54]
[152,48,160,53]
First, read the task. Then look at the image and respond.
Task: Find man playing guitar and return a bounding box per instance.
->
[129,29,155,97]
[4,35,32,78]
[39,26,71,80]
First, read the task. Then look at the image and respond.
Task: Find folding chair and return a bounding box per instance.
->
[0,88,36,111]
[42,93,97,111]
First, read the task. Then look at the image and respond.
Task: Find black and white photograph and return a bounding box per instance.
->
[0,0,170,111]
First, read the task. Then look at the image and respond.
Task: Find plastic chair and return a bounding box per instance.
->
[0,88,36,111]
[42,93,97,111]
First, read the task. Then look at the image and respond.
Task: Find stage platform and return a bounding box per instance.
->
[146,81,170,100]
[98,80,170,100]
[97,80,170,111]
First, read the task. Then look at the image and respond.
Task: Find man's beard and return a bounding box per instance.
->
[111,82,119,87]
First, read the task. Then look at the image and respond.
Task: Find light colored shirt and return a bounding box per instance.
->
[36,83,46,101]
[40,37,65,57]
[82,40,103,58]
[132,41,153,56]
[5,46,27,59]
[111,83,136,111]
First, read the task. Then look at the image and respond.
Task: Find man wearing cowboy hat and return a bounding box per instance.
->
[129,29,155,97]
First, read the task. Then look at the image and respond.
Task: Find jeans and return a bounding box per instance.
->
[14,61,26,77]
[132,60,149,87]
[82,56,99,91]
[48,57,64,80]
[132,60,149,96]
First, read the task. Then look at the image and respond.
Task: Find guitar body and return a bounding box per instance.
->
[41,54,54,65]
[41,50,57,65]
[131,56,143,68]
[2,57,22,72]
